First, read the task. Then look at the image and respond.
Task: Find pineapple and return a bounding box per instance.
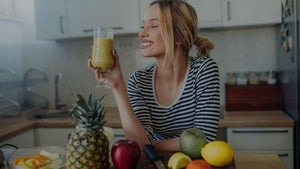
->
[66,93,109,169]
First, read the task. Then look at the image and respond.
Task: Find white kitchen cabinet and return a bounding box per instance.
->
[0,129,35,148]
[35,128,75,147]
[139,0,222,29]
[186,0,222,28]
[34,0,69,40]
[66,0,140,38]
[227,127,293,169]
[113,128,126,143]
[221,0,282,27]
[34,0,140,40]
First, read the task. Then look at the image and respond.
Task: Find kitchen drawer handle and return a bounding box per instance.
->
[278,153,289,157]
[232,129,289,133]
[114,135,125,137]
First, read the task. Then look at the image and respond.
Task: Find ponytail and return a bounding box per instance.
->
[194,36,214,57]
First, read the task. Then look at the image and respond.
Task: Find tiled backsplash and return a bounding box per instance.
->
[1,18,279,112]
[19,26,278,108]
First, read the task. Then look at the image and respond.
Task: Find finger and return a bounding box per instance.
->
[113,49,119,61]
[88,58,96,70]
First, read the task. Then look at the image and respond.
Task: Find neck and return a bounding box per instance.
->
[156,50,188,84]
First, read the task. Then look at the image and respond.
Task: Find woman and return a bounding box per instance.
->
[88,0,220,151]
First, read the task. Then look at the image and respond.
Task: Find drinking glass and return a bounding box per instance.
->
[91,27,114,87]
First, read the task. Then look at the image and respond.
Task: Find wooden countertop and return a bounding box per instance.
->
[0,107,294,142]
[0,153,286,169]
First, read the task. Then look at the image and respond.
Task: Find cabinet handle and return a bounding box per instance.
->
[227,0,231,21]
[60,16,64,34]
[83,29,93,33]
[278,153,289,157]
[82,27,123,33]
[232,129,289,133]
[111,27,123,30]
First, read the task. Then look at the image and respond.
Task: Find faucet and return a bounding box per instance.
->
[23,68,49,108]
[55,73,66,109]
[23,68,48,86]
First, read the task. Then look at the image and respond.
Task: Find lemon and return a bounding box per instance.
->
[201,141,234,167]
[168,152,192,169]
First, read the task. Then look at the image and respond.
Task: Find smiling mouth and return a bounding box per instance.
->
[142,42,153,49]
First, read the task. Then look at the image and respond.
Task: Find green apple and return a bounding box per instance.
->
[180,128,208,159]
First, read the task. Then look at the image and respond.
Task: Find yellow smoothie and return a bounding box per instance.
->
[92,38,114,72]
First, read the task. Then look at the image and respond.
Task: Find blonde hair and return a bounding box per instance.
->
[150,0,214,66]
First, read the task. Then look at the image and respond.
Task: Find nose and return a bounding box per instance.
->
[139,27,148,38]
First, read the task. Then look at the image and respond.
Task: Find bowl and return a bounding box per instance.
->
[7,146,66,169]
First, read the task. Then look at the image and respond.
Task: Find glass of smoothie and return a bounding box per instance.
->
[92,27,114,87]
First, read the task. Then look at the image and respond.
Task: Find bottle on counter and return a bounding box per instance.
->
[236,72,248,85]
[226,73,237,85]
[259,71,268,84]
[248,72,259,85]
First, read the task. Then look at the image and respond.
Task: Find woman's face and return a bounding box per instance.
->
[139,4,166,58]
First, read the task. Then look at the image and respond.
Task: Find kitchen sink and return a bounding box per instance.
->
[27,109,71,120]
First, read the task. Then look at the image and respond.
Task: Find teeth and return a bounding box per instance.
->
[142,42,151,46]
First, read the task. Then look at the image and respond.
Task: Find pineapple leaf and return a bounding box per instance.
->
[74,93,89,111]
[88,93,95,111]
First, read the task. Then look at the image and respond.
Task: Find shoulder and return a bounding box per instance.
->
[129,63,156,83]
[190,56,218,70]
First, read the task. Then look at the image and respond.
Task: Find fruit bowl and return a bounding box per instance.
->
[6,146,66,169]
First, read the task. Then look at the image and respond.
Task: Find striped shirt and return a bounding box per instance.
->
[127,56,220,143]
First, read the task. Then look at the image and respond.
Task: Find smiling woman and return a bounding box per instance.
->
[88,0,220,152]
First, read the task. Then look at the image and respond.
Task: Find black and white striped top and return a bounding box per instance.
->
[127,56,220,143]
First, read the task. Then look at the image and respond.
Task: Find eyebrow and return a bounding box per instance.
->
[142,18,160,23]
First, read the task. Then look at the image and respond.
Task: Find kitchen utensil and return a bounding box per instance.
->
[143,144,166,169]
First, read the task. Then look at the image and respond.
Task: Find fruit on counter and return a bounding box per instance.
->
[111,139,141,169]
[201,141,234,167]
[167,152,192,169]
[13,151,64,169]
[186,159,212,169]
[179,128,208,159]
[67,93,109,169]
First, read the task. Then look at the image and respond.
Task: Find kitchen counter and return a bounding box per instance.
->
[0,107,294,142]
[0,153,286,169]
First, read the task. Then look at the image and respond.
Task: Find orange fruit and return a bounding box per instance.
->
[33,154,50,168]
[13,156,32,165]
[186,159,212,169]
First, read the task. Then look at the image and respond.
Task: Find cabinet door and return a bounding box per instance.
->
[34,0,68,40]
[66,0,140,38]
[234,150,293,169]
[227,127,293,150]
[113,128,126,143]
[0,129,35,148]
[187,0,222,28]
[222,0,282,27]
[35,128,75,147]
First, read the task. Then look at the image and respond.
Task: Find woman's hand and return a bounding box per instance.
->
[88,50,125,89]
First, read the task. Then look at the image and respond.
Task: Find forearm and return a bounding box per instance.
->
[111,81,151,148]
[153,137,181,151]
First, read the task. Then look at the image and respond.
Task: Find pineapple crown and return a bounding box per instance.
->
[69,93,107,133]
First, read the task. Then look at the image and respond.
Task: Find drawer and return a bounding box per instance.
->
[227,127,293,150]
[234,150,293,169]
[113,128,126,143]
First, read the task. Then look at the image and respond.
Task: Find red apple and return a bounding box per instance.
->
[111,139,141,169]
